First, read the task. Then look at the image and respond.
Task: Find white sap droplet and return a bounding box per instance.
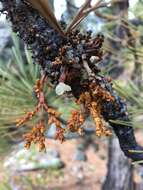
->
[55,82,71,95]
[90,56,97,63]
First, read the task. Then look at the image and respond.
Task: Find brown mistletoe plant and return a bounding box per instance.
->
[1,0,143,164]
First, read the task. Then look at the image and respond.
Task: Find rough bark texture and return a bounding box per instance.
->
[102,137,135,190]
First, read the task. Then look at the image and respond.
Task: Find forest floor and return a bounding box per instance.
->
[0,138,107,190]
[43,138,107,190]
[0,133,143,190]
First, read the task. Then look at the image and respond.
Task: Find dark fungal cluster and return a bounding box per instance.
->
[1,0,143,163]
[1,0,64,69]
[0,0,104,92]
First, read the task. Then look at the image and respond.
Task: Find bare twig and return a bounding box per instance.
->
[28,0,110,36]
[82,54,95,79]
[66,0,91,34]
[95,11,118,21]
[66,0,110,34]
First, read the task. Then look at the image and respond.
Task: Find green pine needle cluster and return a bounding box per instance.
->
[0,34,75,153]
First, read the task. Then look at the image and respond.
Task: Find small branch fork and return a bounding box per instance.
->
[27,0,110,36]
[66,0,110,34]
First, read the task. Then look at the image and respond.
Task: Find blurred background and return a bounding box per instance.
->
[0,0,143,189]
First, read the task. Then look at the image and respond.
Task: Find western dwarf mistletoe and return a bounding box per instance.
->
[1,0,143,163]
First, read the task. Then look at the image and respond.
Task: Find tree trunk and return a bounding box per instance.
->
[112,0,129,17]
[102,137,135,190]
